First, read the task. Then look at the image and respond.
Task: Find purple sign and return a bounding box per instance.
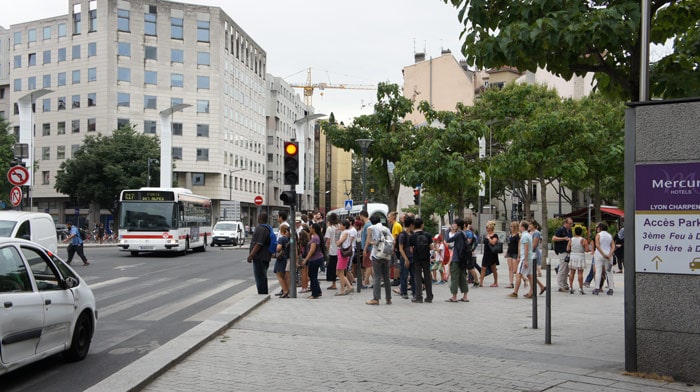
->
[635,162,700,211]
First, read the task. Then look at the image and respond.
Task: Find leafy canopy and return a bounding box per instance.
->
[54,125,161,214]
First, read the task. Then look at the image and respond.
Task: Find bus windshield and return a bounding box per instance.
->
[119,202,177,231]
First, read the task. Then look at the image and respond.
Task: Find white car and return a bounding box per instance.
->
[0,238,97,375]
[211,221,246,247]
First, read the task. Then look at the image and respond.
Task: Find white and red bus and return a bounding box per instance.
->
[117,188,212,256]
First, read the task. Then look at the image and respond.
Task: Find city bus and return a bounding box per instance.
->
[117,188,212,256]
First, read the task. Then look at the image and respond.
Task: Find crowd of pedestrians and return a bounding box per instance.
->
[247,209,622,302]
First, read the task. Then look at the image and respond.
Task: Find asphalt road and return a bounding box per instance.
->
[1,244,254,392]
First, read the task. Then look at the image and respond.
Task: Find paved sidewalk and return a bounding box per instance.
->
[141,274,696,392]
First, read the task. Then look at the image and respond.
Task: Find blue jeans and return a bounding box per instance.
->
[253,259,270,294]
[307,258,324,297]
[399,258,412,296]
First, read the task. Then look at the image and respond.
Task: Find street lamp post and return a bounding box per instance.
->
[17,89,53,209]
[146,158,159,187]
[355,138,372,294]
[159,103,191,187]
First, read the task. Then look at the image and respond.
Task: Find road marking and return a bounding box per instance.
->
[87,276,138,290]
[130,279,244,321]
[90,328,146,354]
[185,282,260,322]
[98,278,206,318]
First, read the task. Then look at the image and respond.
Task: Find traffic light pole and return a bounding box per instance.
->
[289,200,298,299]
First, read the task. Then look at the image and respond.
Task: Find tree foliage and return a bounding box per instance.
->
[54,125,161,214]
[0,119,17,209]
[321,83,415,211]
[444,0,700,101]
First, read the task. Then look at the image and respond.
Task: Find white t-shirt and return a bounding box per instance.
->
[324,224,340,254]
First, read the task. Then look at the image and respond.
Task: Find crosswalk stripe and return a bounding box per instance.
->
[99,278,206,318]
[87,276,138,290]
[90,328,146,354]
[185,282,260,322]
[129,279,244,321]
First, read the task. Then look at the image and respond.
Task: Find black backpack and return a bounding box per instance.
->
[413,231,432,262]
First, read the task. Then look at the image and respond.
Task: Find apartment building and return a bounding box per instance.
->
[5,0,272,228]
[0,27,10,120]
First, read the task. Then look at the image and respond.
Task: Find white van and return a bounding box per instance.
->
[211,220,246,247]
[0,211,58,253]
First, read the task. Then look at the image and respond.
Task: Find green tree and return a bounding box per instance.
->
[444,0,700,101]
[322,83,415,211]
[54,125,161,215]
[0,119,17,209]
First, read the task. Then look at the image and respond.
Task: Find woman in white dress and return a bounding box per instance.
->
[567,226,588,295]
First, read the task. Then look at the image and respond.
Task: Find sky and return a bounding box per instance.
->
[0,0,466,124]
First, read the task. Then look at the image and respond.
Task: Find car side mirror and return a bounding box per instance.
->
[63,277,78,289]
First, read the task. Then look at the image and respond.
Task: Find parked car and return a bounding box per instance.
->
[211,221,246,246]
[0,211,58,253]
[0,238,97,375]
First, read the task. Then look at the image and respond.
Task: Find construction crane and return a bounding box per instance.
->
[289,68,376,106]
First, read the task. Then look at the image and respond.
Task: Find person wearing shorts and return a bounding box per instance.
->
[334,220,355,295]
[510,221,545,298]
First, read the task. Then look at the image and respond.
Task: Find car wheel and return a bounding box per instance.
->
[130,251,139,256]
[63,312,93,362]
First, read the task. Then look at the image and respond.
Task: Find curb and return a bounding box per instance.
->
[84,289,269,392]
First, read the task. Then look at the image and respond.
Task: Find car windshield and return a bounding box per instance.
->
[215,223,236,231]
[0,220,18,237]
[119,202,176,231]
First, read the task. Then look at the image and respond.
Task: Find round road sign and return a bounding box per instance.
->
[10,186,23,207]
[7,165,30,186]
[254,195,264,205]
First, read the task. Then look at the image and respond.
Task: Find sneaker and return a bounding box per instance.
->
[386,299,392,305]
[401,294,409,299]
[411,297,423,303]
[607,289,614,296]
[432,279,438,283]
[569,289,574,294]
[365,299,379,305]
[579,289,586,295]
[558,288,569,293]
[583,282,590,288]
[592,289,600,295]
[424,298,432,303]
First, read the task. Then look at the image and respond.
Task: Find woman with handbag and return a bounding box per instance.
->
[479,221,500,287]
[334,220,355,295]
[301,223,326,299]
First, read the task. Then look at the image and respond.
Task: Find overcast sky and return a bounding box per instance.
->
[0,0,465,124]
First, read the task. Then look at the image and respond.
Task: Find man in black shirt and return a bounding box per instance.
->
[552,218,573,292]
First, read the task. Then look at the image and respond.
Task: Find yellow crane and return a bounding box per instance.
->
[289,68,376,106]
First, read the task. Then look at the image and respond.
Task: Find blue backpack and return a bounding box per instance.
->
[261,224,277,254]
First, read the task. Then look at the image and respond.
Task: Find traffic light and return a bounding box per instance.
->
[413,188,421,205]
[283,141,299,185]
[280,190,296,206]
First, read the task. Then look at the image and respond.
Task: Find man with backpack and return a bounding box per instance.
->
[409,218,434,303]
[445,218,473,302]
[366,215,393,305]
[247,212,274,294]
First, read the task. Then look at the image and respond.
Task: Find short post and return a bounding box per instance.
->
[532,252,538,329]
[545,257,552,344]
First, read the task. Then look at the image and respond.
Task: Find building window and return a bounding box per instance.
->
[13,31,21,45]
[197,51,210,65]
[118,41,130,57]
[42,171,50,185]
[58,23,67,37]
[144,95,157,109]
[72,95,80,109]
[43,26,51,40]
[41,147,49,161]
[42,98,51,112]
[196,124,209,137]
[171,73,183,87]
[117,9,129,32]
[88,118,96,132]
[197,20,210,42]
[43,50,51,64]
[117,118,129,129]
[171,17,183,39]
[144,70,157,85]
[14,55,21,68]
[58,97,66,110]
[57,145,65,159]
[58,48,66,62]
[117,92,130,107]
[198,76,210,90]
[145,46,157,60]
[144,6,157,36]
[28,77,36,90]
[172,147,182,160]
[28,53,36,66]
[72,120,80,133]
[42,123,51,136]
[88,67,96,82]
[144,120,156,134]
[196,149,208,161]
[58,72,66,86]
[117,67,130,82]
[88,93,96,107]
[72,44,81,59]
[57,121,66,135]
[197,100,209,113]
[28,29,36,43]
[71,145,79,157]
[42,74,51,88]
[88,42,96,57]
[192,172,205,184]
[13,79,21,92]
[89,0,97,32]
[171,97,183,107]
[72,70,80,84]
[171,48,184,63]
[73,3,82,34]
[172,123,183,136]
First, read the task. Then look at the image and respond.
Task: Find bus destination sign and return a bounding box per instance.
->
[122,190,175,202]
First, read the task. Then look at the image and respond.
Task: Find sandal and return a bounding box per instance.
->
[445,298,459,303]
[539,286,547,295]
[459,298,470,302]
[505,284,514,289]
[523,293,533,298]
[490,283,498,287]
